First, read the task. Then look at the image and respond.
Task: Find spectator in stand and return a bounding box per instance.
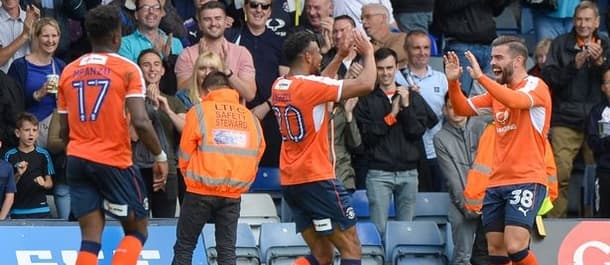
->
[132,49,186,218]
[4,112,54,219]
[587,67,610,218]
[8,17,66,148]
[323,15,363,192]
[176,51,225,109]
[0,69,24,153]
[0,140,16,220]
[361,4,407,69]
[390,0,434,33]
[46,110,70,219]
[225,0,288,169]
[542,1,608,218]
[334,0,397,31]
[434,0,512,96]
[0,0,39,73]
[321,15,360,79]
[434,93,488,265]
[20,0,87,60]
[118,0,184,63]
[530,0,580,43]
[400,30,446,192]
[295,0,334,55]
[175,51,225,204]
[109,0,187,40]
[355,48,437,236]
[175,1,256,102]
[182,0,234,47]
[528,38,552,78]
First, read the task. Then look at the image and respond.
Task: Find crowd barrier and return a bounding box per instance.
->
[3,218,610,265]
[0,219,206,265]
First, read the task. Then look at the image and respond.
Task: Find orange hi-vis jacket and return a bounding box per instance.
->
[178,88,266,199]
[463,123,558,212]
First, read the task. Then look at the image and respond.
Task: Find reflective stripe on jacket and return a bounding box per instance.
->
[463,123,558,212]
[178,88,266,199]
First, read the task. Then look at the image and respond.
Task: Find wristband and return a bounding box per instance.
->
[154,150,167,162]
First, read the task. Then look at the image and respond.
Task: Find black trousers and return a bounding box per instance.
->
[140,168,178,218]
[172,192,240,265]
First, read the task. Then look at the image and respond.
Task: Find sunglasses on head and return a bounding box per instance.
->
[248,2,271,10]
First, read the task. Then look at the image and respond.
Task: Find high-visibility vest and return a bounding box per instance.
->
[178,89,266,199]
[463,123,558,213]
[463,124,495,212]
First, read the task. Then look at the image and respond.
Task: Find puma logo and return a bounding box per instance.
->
[518,207,530,217]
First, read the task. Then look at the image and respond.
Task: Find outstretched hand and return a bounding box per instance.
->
[443,51,462,81]
[464,51,483,80]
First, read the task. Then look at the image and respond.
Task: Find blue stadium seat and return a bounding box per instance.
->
[356,222,385,265]
[351,189,395,220]
[429,34,440,57]
[385,221,447,265]
[250,167,281,194]
[239,193,280,243]
[415,192,450,225]
[203,223,260,265]
[259,223,310,265]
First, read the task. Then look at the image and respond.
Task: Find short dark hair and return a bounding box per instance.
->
[334,15,356,27]
[198,1,226,18]
[374,47,397,63]
[137,49,162,65]
[202,71,230,90]
[16,112,39,129]
[491,35,529,66]
[284,30,318,65]
[135,0,162,9]
[405,29,429,48]
[85,5,122,44]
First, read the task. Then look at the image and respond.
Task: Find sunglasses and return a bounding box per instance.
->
[248,2,271,10]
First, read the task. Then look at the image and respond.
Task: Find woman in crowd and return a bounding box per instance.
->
[176,51,225,110]
[8,17,65,148]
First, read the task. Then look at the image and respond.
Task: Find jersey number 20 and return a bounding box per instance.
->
[72,79,110,122]
[272,105,306,143]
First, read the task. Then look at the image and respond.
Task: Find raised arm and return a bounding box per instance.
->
[444,51,477,116]
[340,30,376,99]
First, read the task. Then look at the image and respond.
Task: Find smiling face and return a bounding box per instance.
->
[305,0,332,30]
[332,18,354,47]
[376,56,397,88]
[573,7,599,40]
[135,0,164,30]
[15,121,39,148]
[36,24,60,55]
[245,0,272,29]
[199,7,226,39]
[406,33,430,69]
[139,52,165,84]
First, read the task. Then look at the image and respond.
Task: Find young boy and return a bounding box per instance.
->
[0,140,16,220]
[3,112,54,219]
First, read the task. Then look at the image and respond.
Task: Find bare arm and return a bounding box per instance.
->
[340,30,376,99]
[126,97,168,190]
[0,5,39,66]
[0,193,13,220]
[227,72,256,102]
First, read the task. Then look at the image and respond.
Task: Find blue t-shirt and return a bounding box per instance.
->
[0,160,16,208]
[24,61,58,121]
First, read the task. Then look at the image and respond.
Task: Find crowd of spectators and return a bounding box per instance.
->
[1,0,610,263]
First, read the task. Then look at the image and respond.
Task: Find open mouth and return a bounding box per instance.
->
[492,67,503,76]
